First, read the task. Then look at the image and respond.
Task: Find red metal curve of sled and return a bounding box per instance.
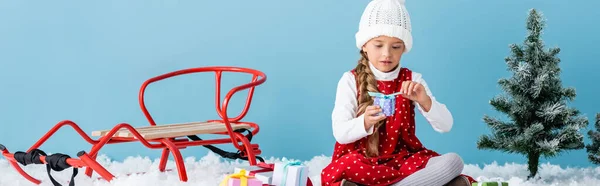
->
[0,66,267,185]
[139,66,266,152]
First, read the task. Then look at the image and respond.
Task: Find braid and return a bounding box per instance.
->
[354,51,385,158]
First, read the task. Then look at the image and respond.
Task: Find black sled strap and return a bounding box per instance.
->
[187,128,265,162]
[14,149,78,186]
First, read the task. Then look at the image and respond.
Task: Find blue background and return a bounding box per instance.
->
[1,0,599,169]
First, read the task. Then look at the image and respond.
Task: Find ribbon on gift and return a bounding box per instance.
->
[368,92,402,99]
[473,176,506,186]
[220,169,255,186]
[248,162,274,176]
[279,160,305,186]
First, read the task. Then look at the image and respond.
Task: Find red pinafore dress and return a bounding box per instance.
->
[320,68,474,186]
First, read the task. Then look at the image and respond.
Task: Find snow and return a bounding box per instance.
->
[1,152,599,186]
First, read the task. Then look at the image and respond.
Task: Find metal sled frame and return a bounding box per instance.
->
[0,66,267,185]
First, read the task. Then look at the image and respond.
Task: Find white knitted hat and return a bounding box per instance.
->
[355,0,413,53]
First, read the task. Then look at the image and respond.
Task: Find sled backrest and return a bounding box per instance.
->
[138,66,267,126]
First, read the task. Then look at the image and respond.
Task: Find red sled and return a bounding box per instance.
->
[0,66,268,185]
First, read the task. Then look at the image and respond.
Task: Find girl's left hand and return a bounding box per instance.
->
[400,81,429,104]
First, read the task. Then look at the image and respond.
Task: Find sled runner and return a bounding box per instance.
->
[0,66,267,185]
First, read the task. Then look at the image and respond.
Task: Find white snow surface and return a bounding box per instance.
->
[1,152,599,186]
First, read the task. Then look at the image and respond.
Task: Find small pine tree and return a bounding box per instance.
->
[586,113,600,164]
[476,8,589,179]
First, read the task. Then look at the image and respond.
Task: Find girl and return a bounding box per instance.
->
[321,0,476,185]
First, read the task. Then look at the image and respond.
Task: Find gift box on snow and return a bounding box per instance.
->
[220,169,263,186]
[369,92,402,116]
[472,182,508,186]
[234,162,275,185]
[472,176,508,186]
[272,161,308,186]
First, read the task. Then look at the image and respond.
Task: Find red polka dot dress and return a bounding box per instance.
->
[321,68,470,186]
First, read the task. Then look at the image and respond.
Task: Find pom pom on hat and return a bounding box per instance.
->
[355,0,413,53]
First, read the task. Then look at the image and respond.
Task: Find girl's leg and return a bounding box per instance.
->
[391,152,464,186]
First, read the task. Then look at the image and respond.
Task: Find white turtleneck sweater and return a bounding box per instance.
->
[331,63,454,144]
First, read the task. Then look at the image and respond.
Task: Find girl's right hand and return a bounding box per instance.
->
[364,105,387,130]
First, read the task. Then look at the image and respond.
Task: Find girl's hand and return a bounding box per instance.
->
[364,105,387,131]
[400,81,432,111]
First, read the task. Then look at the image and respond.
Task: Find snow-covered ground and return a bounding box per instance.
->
[1,152,599,186]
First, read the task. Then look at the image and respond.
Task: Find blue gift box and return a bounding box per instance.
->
[368,92,402,116]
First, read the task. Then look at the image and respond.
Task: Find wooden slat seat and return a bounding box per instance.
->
[91,121,251,140]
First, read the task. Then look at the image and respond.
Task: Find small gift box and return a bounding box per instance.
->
[220,169,263,186]
[472,182,508,186]
[272,161,308,186]
[368,92,402,116]
[472,176,508,186]
[234,162,275,185]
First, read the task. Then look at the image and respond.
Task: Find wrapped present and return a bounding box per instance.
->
[472,182,508,186]
[220,169,263,186]
[234,162,274,185]
[368,92,402,116]
[272,160,308,186]
[472,176,508,186]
